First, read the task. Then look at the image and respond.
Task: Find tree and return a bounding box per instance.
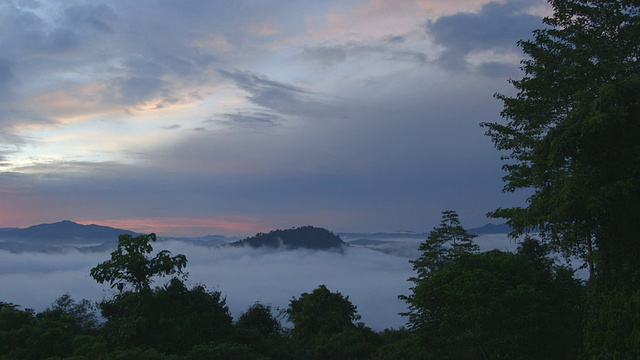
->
[403,237,583,359]
[400,210,479,331]
[236,302,282,337]
[481,1,640,354]
[185,342,268,360]
[409,210,479,275]
[0,302,34,358]
[48,294,99,331]
[99,278,233,354]
[286,284,381,359]
[235,302,290,359]
[90,233,187,293]
[481,0,640,290]
[286,284,361,342]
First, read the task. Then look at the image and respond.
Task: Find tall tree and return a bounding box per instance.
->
[409,210,479,276]
[403,236,583,359]
[90,233,187,293]
[400,211,479,338]
[286,284,360,341]
[481,0,640,290]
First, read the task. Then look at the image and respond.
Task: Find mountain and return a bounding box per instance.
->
[228,226,347,250]
[467,223,512,235]
[340,223,511,244]
[0,220,142,253]
[0,220,139,244]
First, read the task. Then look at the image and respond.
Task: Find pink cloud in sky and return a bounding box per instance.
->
[77,217,267,237]
[305,0,490,41]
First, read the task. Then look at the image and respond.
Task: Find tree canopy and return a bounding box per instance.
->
[286,284,361,341]
[481,0,640,290]
[90,233,187,293]
[400,211,480,336]
[402,212,583,359]
[481,0,640,354]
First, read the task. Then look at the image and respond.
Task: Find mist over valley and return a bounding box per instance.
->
[0,221,514,330]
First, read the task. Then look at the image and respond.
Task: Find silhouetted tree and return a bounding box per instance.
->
[400,210,479,331]
[90,233,187,293]
[99,278,233,354]
[286,285,380,359]
[403,236,583,359]
[287,284,360,341]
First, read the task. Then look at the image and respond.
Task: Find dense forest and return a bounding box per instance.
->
[2,0,639,358]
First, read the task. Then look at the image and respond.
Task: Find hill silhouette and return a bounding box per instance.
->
[228,226,347,250]
[0,221,139,253]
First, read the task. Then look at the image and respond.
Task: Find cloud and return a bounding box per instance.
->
[63,3,118,34]
[219,70,335,118]
[215,111,282,128]
[0,0,543,241]
[298,45,349,67]
[0,233,523,330]
[0,58,13,95]
[295,36,430,70]
[107,76,170,106]
[0,241,418,330]
[427,0,544,73]
[0,132,25,166]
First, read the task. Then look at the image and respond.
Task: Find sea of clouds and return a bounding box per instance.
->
[0,234,517,330]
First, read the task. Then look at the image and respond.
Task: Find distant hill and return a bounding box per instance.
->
[228,226,347,250]
[0,220,139,244]
[340,223,511,244]
[0,220,242,253]
[467,223,512,235]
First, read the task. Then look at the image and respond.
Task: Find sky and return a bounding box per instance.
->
[0,0,550,237]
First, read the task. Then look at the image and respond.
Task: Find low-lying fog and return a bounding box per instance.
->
[0,234,516,330]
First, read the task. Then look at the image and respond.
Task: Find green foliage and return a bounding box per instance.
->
[402,212,583,359]
[235,303,291,359]
[70,335,109,359]
[301,324,380,360]
[0,303,34,358]
[0,296,102,360]
[48,294,99,331]
[286,284,361,341]
[90,233,187,293]
[236,302,282,337]
[584,289,640,358]
[410,210,479,275]
[401,210,479,330]
[99,278,233,354]
[373,328,423,360]
[481,0,640,290]
[233,226,345,250]
[481,1,640,354]
[185,342,268,360]
[286,285,381,359]
[426,245,582,358]
[90,346,179,360]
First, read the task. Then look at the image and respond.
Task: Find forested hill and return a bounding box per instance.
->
[227,226,347,250]
[0,220,138,244]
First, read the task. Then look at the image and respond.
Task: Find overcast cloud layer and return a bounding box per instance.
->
[0,0,549,236]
